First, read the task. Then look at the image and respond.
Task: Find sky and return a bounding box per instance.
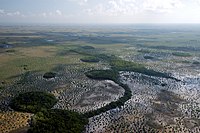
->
[0,0,200,24]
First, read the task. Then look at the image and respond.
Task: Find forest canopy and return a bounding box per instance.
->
[9,91,57,113]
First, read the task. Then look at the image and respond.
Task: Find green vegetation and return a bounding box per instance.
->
[138,49,151,53]
[28,109,88,133]
[17,71,32,84]
[83,56,180,117]
[85,70,118,81]
[1,26,195,133]
[43,72,56,79]
[95,54,117,61]
[110,59,173,79]
[181,60,191,64]
[84,70,132,118]
[110,59,144,71]
[84,82,131,118]
[144,55,154,59]
[80,56,100,63]
[0,86,4,90]
[68,49,90,56]
[9,91,57,113]
[6,49,16,53]
[9,91,89,133]
[193,61,200,65]
[172,52,191,57]
[81,46,95,49]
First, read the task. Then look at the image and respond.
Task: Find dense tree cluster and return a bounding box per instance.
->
[110,59,174,79]
[172,52,191,57]
[84,70,132,118]
[9,91,57,113]
[81,46,95,49]
[80,56,100,63]
[28,109,88,133]
[43,72,56,79]
[85,70,118,81]
[144,55,154,59]
[10,91,88,133]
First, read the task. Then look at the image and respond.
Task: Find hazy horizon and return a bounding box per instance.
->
[1,0,200,24]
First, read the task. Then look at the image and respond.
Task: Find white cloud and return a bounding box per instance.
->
[56,10,62,16]
[6,11,21,16]
[41,12,47,17]
[39,10,63,18]
[85,0,184,16]
[70,0,88,5]
[0,9,24,17]
[143,0,184,13]
[196,0,200,4]
[86,0,138,16]
[0,9,5,14]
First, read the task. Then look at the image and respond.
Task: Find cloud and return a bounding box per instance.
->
[56,10,62,16]
[6,11,21,16]
[196,0,200,4]
[143,0,184,13]
[85,0,184,16]
[0,9,24,17]
[70,0,88,5]
[38,10,64,18]
[41,12,47,17]
[0,9,5,14]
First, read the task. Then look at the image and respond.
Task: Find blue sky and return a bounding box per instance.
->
[0,0,200,24]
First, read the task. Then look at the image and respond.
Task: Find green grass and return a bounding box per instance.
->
[0,55,80,80]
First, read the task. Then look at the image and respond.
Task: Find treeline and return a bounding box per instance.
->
[9,91,88,133]
[84,82,131,118]
[85,70,118,81]
[84,70,132,118]
[110,59,174,79]
[28,109,88,133]
[83,56,180,117]
[172,52,191,57]
[76,47,177,80]
[80,56,100,63]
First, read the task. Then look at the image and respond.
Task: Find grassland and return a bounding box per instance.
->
[1,25,200,133]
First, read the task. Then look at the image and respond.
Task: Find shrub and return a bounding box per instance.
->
[43,72,56,79]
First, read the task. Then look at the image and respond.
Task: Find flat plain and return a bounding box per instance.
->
[0,24,200,133]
